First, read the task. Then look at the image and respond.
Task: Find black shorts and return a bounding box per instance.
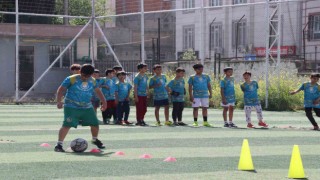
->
[154,99,169,107]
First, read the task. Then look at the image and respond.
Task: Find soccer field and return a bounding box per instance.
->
[0,105,319,180]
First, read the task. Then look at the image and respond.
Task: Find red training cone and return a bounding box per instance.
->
[90,148,101,153]
[115,151,125,156]
[40,143,51,147]
[163,157,177,162]
[140,154,152,159]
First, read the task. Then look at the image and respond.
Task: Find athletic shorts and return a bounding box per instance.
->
[107,100,117,109]
[192,98,209,108]
[154,99,169,107]
[63,107,99,128]
[91,100,100,108]
[221,102,235,107]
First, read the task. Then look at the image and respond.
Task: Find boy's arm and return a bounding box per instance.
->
[189,84,193,102]
[208,83,212,99]
[220,88,227,104]
[127,89,131,101]
[95,88,107,111]
[56,86,66,109]
[290,89,301,95]
[134,85,139,102]
[115,92,119,104]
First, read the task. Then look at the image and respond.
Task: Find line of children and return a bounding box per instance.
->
[101,69,117,124]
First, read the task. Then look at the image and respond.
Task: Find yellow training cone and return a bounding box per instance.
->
[288,145,306,179]
[238,139,254,171]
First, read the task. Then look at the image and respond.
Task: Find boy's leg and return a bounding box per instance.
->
[57,126,71,142]
[112,103,118,123]
[155,106,160,122]
[178,102,184,121]
[305,107,318,127]
[90,125,105,149]
[135,96,143,123]
[101,109,108,124]
[223,107,229,127]
[255,105,268,127]
[228,106,234,122]
[164,105,169,122]
[172,102,178,122]
[124,101,130,122]
[245,106,253,127]
[116,102,123,123]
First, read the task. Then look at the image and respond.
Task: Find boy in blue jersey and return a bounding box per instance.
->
[112,66,123,83]
[115,71,133,125]
[91,69,102,112]
[291,73,320,130]
[241,71,268,128]
[188,63,212,127]
[220,67,237,128]
[149,64,171,126]
[70,64,81,75]
[134,63,149,126]
[101,69,117,124]
[167,67,187,126]
[55,64,107,152]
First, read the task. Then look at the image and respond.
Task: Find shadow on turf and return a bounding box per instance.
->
[66,151,114,157]
[240,170,257,173]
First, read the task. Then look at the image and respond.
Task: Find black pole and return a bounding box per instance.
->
[158,18,160,63]
[218,53,221,76]
[209,18,216,61]
[152,38,156,62]
[214,53,217,78]
[235,15,245,60]
[303,20,310,71]
[140,44,142,61]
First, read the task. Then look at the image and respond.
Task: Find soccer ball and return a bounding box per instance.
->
[70,138,88,153]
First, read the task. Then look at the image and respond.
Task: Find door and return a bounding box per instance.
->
[19,46,34,91]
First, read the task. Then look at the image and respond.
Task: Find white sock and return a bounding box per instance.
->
[57,141,63,146]
[92,137,97,141]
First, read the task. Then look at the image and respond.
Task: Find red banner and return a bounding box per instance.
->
[254,46,296,57]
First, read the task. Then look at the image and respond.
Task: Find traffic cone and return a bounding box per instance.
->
[238,139,255,171]
[288,145,306,179]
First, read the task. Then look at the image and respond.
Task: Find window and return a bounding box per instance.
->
[233,0,247,4]
[232,20,247,48]
[183,25,195,50]
[309,14,320,40]
[183,0,195,9]
[19,46,34,91]
[49,45,73,68]
[210,23,223,51]
[210,0,222,6]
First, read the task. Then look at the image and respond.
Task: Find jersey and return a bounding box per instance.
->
[134,73,148,96]
[61,74,97,109]
[298,82,320,108]
[91,78,102,102]
[167,78,185,102]
[220,77,235,103]
[112,76,119,84]
[149,75,169,100]
[115,82,132,102]
[101,77,116,100]
[240,81,260,106]
[188,74,211,98]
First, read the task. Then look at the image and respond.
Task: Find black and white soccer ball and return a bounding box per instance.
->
[70,138,88,153]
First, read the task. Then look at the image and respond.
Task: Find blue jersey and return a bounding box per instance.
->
[188,74,211,98]
[116,82,132,102]
[112,76,119,84]
[134,73,148,96]
[61,74,98,109]
[149,75,169,100]
[101,77,116,100]
[91,78,102,102]
[298,82,320,108]
[220,77,235,103]
[167,78,185,102]
[240,81,260,106]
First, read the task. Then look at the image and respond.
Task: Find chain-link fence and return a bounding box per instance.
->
[0,0,319,103]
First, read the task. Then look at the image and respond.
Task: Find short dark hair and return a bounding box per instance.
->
[80,64,95,75]
[153,64,162,70]
[223,67,233,72]
[105,69,114,76]
[193,63,203,69]
[70,64,81,71]
[243,71,252,76]
[116,71,127,77]
[310,73,320,78]
[113,66,123,71]
[137,63,147,70]
[176,67,185,73]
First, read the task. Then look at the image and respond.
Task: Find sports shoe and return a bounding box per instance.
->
[224,122,229,127]
[165,121,173,126]
[178,121,187,126]
[173,122,179,126]
[124,120,133,125]
[203,122,212,127]
[258,121,268,127]
[155,121,162,126]
[54,144,65,152]
[313,126,319,130]
[103,118,110,124]
[135,121,142,126]
[141,121,147,126]
[92,139,105,149]
[247,123,255,128]
[229,122,237,128]
[192,121,198,127]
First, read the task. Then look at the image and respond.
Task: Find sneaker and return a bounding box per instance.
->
[54,144,65,152]
[141,121,147,126]
[178,121,187,126]
[155,121,162,126]
[103,118,110,124]
[124,120,133,125]
[224,122,229,127]
[229,122,237,128]
[135,121,142,126]
[247,123,255,128]
[165,121,173,126]
[203,122,212,127]
[173,122,179,126]
[192,121,199,127]
[258,121,268,128]
[92,139,105,149]
[313,126,319,130]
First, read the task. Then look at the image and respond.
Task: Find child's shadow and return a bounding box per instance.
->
[66,151,114,157]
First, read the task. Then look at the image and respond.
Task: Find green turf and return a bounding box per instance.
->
[0,105,319,179]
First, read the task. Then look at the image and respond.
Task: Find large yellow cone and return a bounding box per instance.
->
[238,139,254,171]
[288,145,306,179]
